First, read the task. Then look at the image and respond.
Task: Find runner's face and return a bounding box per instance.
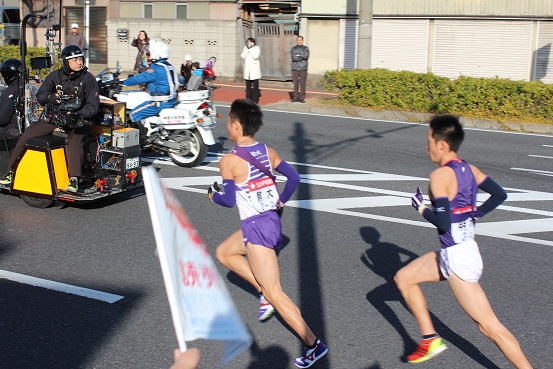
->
[427,128,441,163]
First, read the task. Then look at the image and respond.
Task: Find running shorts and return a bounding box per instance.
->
[241,210,282,249]
[439,240,483,282]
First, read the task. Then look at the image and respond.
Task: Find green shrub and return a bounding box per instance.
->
[322,68,553,124]
[0,45,62,79]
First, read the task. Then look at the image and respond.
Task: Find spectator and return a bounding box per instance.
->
[291,35,309,103]
[179,54,193,89]
[65,23,86,51]
[170,348,201,369]
[132,30,150,73]
[240,37,261,104]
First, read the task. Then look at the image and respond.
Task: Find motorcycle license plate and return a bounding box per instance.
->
[126,157,140,170]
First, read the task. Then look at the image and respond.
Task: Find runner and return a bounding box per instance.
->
[394,114,534,368]
[208,99,328,368]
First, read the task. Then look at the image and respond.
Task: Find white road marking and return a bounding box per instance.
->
[511,167,553,177]
[0,270,124,303]
[214,104,553,138]
[152,154,553,247]
[529,155,553,159]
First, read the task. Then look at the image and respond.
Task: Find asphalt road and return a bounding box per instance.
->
[0,106,551,369]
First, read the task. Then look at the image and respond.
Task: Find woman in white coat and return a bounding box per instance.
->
[241,37,261,104]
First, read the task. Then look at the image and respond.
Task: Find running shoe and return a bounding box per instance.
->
[66,177,79,193]
[294,339,328,368]
[407,336,447,363]
[258,294,275,321]
[0,171,13,185]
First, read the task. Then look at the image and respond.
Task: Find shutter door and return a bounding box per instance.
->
[339,19,358,70]
[67,7,107,64]
[433,20,531,81]
[371,19,428,73]
[535,21,553,83]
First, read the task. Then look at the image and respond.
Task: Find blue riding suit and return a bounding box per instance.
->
[123,59,178,122]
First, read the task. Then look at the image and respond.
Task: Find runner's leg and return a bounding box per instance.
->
[395,251,442,335]
[448,273,534,369]
[246,242,317,345]
[215,230,262,292]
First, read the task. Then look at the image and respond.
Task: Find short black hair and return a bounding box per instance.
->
[229,99,263,137]
[429,114,464,152]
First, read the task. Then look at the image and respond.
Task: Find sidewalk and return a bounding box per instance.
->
[211,79,338,106]
[87,63,552,135]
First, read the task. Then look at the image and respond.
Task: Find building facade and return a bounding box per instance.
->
[301,0,553,83]
[15,1,553,83]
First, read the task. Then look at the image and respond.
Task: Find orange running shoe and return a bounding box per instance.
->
[407,336,447,363]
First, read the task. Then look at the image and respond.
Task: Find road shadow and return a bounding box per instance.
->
[290,123,327,346]
[247,341,290,369]
[360,226,501,368]
[0,279,142,369]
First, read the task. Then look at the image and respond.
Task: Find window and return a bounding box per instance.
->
[176,4,187,19]
[144,3,153,18]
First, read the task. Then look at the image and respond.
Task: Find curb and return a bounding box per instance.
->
[243,100,553,135]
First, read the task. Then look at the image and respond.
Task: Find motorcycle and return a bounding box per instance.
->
[0,13,143,208]
[96,59,220,168]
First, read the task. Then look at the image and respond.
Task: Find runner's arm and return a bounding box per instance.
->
[421,197,451,232]
[212,179,236,208]
[476,176,507,218]
[275,160,300,203]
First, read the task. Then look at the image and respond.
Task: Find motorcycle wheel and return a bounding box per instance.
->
[168,129,208,167]
[21,195,55,208]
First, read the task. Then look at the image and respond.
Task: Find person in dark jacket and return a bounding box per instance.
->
[65,23,87,51]
[291,36,309,103]
[0,59,23,143]
[179,54,193,89]
[0,45,100,193]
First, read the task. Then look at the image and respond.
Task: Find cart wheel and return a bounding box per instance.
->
[21,195,55,208]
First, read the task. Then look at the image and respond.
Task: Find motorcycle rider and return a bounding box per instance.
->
[0,45,100,193]
[0,59,23,145]
[122,40,179,123]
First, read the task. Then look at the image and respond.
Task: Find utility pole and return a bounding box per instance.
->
[357,0,373,69]
[85,0,90,65]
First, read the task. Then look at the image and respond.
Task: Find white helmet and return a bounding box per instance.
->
[149,40,170,62]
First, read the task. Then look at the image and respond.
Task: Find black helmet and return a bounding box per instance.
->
[1,58,23,85]
[61,45,84,71]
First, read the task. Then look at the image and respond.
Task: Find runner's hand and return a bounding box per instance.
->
[207,181,220,201]
[411,187,426,214]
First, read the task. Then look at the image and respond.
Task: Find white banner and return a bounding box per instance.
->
[142,167,252,367]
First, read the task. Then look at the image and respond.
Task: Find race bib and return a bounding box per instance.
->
[451,218,475,243]
[247,177,278,213]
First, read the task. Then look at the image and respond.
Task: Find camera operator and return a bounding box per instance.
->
[0,45,100,193]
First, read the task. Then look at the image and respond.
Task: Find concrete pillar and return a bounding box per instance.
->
[357,0,373,69]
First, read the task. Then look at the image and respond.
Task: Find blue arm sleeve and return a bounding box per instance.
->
[476,176,507,218]
[123,69,156,86]
[421,197,451,232]
[212,179,236,208]
[275,161,300,203]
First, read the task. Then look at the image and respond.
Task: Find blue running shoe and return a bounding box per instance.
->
[258,294,275,321]
[294,339,328,368]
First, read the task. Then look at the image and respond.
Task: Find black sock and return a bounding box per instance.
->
[306,339,318,349]
[422,334,437,340]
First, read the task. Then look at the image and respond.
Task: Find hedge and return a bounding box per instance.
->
[322,68,553,124]
[0,45,62,78]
